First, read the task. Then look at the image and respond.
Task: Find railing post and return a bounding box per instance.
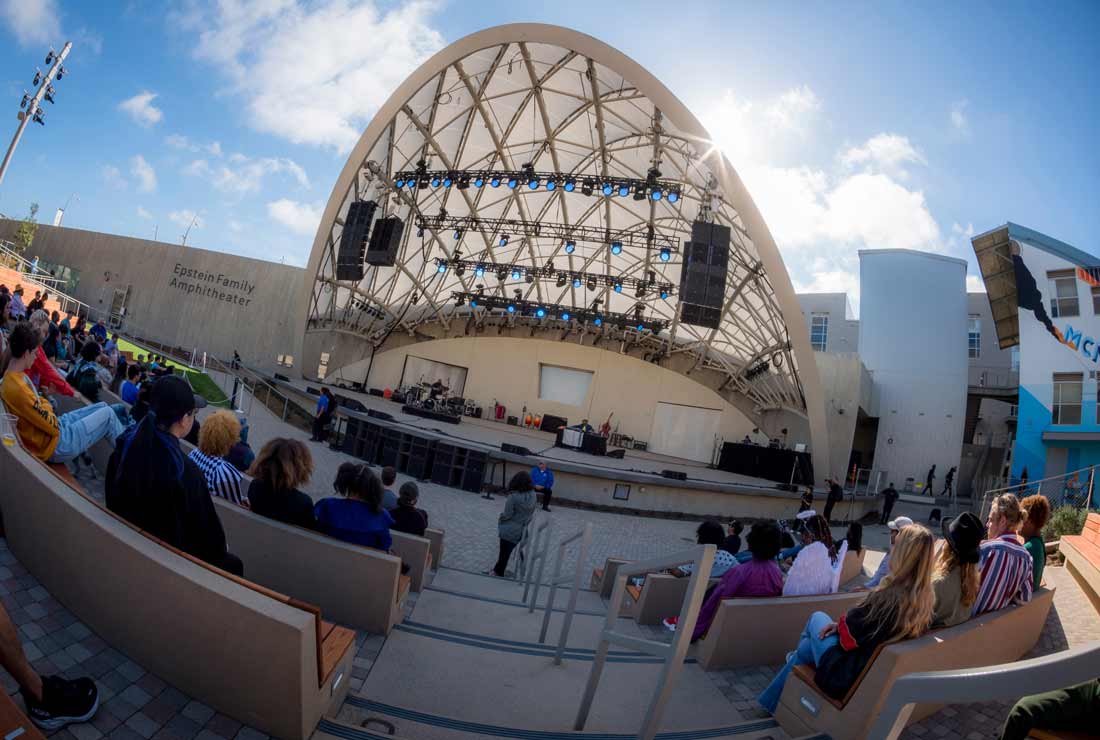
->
[553,523,592,665]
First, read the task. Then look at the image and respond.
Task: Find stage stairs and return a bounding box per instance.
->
[315,566,800,740]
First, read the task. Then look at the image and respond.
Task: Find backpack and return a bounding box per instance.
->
[66,360,101,403]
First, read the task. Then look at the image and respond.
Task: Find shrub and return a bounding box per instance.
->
[1042,506,1089,542]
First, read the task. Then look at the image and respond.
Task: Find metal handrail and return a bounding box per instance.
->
[574,544,715,740]
[537,523,593,665]
[522,518,553,605]
[867,641,1100,739]
[978,463,1098,518]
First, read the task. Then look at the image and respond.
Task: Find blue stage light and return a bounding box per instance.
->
[470,299,479,308]
[508,177,518,189]
[443,176,453,188]
[610,242,622,255]
[614,282,623,293]
[437,264,447,273]
[535,307,546,318]
[475,177,485,188]
[564,241,576,254]
[528,179,539,190]
[668,191,679,203]
[490,177,501,188]
[475,266,485,277]
[395,178,405,188]
[431,176,441,188]
[453,229,461,240]
[659,247,671,262]
[594,317,602,326]
[511,269,521,280]
[499,234,510,247]
[563,179,575,192]
[618,184,630,197]
[602,183,613,196]
[408,180,418,190]
[637,323,645,331]
[651,189,662,201]
[660,290,669,300]
[545,180,556,191]
[561,311,570,321]
[507,304,515,313]
[573,278,582,288]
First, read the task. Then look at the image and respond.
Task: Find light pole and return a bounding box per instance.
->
[0,41,72,189]
[55,191,77,226]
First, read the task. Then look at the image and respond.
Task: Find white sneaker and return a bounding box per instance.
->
[662,617,677,632]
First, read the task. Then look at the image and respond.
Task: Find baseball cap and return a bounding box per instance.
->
[887,515,914,531]
[150,375,207,423]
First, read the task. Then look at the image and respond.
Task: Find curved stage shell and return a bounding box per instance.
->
[294,23,830,490]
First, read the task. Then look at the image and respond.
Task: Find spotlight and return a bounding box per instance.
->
[499,233,510,247]
[475,266,486,278]
[594,317,602,326]
[561,311,570,321]
[581,179,595,196]
[637,323,645,331]
[586,277,597,291]
[470,298,479,308]
[497,267,508,280]
[490,176,501,188]
[535,307,546,318]
[525,273,534,284]
[395,178,406,189]
[564,240,576,254]
[618,184,630,197]
[33,71,41,86]
[563,179,575,192]
[528,177,540,190]
[508,177,518,189]
[443,175,453,188]
[507,304,516,313]
[457,175,470,190]
[572,277,582,289]
[557,275,567,287]
[511,268,522,280]
[610,241,622,255]
[455,296,465,307]
[455,264,466,277]
[602,182,613,196]
[614,281,623,293]
[660,289,669,299]
[668,191,679,203]
[56,66,65,80]
[431,176,441,188]
[545,179,556,191]
[453,229,462,240]
[417,227,425,237]
[411,180,421,190]
[636,284,647,298]
[437,263,447,274]
[651,189,663,201]
[19,93,29,109]
[659,247,671,262]
[45,50,55,65]
[633,186,647,202]
[475,176,485,187]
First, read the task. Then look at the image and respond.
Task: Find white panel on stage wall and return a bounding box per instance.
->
[650,402,721,463]
[401,355,469,397]
[538,364,594,407]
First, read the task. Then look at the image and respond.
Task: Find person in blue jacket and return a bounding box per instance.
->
[311,388,335,442]
[531,460,555,511]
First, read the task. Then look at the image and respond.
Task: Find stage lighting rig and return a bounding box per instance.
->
[2,40,72,188]
[451,292,668,333]
[744,360,771,381]
[434,258,676,297]
[393,166,682,203]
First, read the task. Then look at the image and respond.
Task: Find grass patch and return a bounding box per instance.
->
[115,338,231,408]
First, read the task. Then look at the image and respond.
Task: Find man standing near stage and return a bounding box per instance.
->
[880,482,899,525]
[531,460,555,512]
[823,478,844,522]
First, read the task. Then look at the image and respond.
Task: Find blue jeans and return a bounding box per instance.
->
[779,543,804,561]
[50,402,128,463]
[758,610,839,714]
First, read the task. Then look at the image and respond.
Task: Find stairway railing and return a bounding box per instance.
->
[536,523,592,665]
[522,517,552,605]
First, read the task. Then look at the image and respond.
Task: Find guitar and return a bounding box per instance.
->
[599,412,613,437]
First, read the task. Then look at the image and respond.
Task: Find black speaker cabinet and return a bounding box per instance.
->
[501,443,533,456]
[365,216,404,266]
[661,469,688,481]
[336,200,378,281]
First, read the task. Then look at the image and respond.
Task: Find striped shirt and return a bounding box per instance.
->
[972,534,1033,616]
[188,449,246,506]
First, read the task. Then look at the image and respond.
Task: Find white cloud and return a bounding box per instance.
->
[951,99,970,134]
[184,154,309,194]
[169,209,204,230]
[267,198,322,236]
[137,206,153,219]
[101,164,126,189]
[0,0,61,47]
[119,91,163,127]
[821,173,939,249]
[206,141,223,157]
[183,0,445,152]
[129,154,157,193]
[966,274,986,293]
[165,133,195,150]
[839,133,926,178]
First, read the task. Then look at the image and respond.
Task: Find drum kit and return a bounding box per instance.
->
[399,381,468,416]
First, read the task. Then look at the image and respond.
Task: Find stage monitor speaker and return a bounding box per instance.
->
[274,373,290,382]
[366,409,393,421]
[661,469,688,481]
[606,449,626,459]
[501,443,533,456]
[336,200,378,281]
[365,216,404,266]
[306,386,320,395]
[507,415,519,426]
[539,414,568,432]
[368,388,385,397]
[336,396,366,412]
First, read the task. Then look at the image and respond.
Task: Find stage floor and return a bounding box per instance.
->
[282,378,780,491]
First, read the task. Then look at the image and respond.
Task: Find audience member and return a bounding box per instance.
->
[973,493,1033,616]
[332,462,361,496]
[315,465,393,549]
[1019,493,1051,589]
[491,471,538,577]
[66,340,104,402]
[26,291,43,315]
[932,512,983,627]
[531,460,555,511]
[673,520,738,579]
[758,524,936,713]
[43,311,60,360]
[183,412,201,447]
[838,521,863,556]
[27,310,74,397]
[9,286,26,319]
[722,520,744,555]
[783,514,846,596]
[188,410,247,507]
[310,388,335,442]
[391,481,429,536]
[59,311,72,333]
[0,600,99,729]
[120,365,142,404]
[1000,678,1100,740]
[94,355,114,387]
[865,516,913,588]
[225,416,255,472]
[380,466,399,510]
[798,486,814,514]
[247,437,317,530]
[678,522,785,640]
[105,376,242,574]
[1,324,127,463]
[89,320,107,343]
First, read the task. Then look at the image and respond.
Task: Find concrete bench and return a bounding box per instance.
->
[591,558,631,598]
[838,548,866,587]
[775,587,1056,739]
[695,591,867,670]
[1060,513,1100,606]
[0,435,355,740]
[0,688,45,740]
[625,572,721,625]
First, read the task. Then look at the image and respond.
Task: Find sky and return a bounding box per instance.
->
[0,0,1097,314]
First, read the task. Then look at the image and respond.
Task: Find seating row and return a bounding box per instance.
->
[1059,512,1100,608]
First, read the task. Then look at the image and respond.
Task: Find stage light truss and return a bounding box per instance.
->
[348,296,387,320]
[434,258,676,298]
[450,291,668,333]
[415,213,679,256]
[393,165,682,203]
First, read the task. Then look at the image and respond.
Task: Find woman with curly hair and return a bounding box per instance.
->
[783,513,847,596]
[247,437,317,530]
[187,410,247,507]
[1019,494,1051,590]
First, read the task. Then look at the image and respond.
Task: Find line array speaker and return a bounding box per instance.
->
[679,220,730,330]
[366,215,405,266]
[335,200,378,281]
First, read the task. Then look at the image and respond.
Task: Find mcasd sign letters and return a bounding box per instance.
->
[169,263,256,307]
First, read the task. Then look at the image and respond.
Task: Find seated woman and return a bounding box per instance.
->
[187,410,247,507]
[106,376,242,575]
[1019,493,1051,590]
[247,438,317,530]
[782,514,847,596]
[838,521,863,556]
[758,524,936,713]
[26,310,74,398]
[391,481,429,537]
[225,416,256,472]
[973,493,1033,616]
[314,465,394,550]
[674,521,785,640]
[932,512,982,627]
[673,520,738,579]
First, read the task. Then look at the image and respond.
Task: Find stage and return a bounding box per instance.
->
[269,377,879,520]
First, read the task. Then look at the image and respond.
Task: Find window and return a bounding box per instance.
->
[810,313,828,352]
[1048,271,1079,318]
[275,354,295,368]
[1052,372,1083,425]
[1092,286,1100,315]
[538,364,594,407]
[968,315,981,359]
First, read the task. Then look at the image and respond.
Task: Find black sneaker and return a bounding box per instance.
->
[22,675,99,730]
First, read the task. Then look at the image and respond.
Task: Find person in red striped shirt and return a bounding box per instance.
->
[972,493,1033,617]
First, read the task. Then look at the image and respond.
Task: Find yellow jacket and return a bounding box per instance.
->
[1,371,60,461]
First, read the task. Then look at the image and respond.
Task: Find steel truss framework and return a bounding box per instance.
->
[450,292,667,333]
[394,167,682,201]
[436,258,676,297]
[299,25,826,430]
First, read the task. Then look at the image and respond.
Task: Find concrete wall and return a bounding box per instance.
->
[0,221,303,371]
[327,335,763,453]
[796,293,860,353]
[859,249,969,490]
[813,352,869,482]
[967,292,1018,388]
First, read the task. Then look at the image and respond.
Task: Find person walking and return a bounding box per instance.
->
[531,460,555,511]
[822,478,844,522]
[941,466,956,497]
[880,482,899,525]
[925,464,936,496]
[490,471,538,577]
[311,388,335,442]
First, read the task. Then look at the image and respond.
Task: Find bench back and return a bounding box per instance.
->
[1084,513,1100,546]
[838,548,866,586]
[696,590,867,670]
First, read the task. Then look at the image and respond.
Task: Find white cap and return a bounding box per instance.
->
[887,516,914,531]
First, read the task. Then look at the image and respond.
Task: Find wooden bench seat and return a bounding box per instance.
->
[838,548,866,587]
[46,462,82,491]
[1060,513,1100,610]
[776,588,1056,739]
[0,689,46,740]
